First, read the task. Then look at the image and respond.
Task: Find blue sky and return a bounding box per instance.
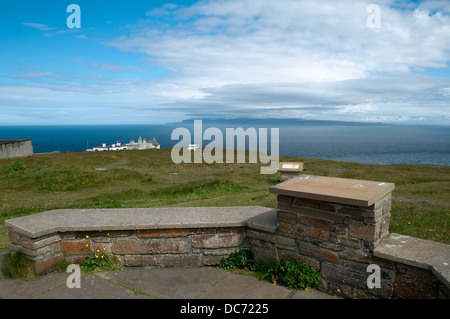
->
[1,0,449,125]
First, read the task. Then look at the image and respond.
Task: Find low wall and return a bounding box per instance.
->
[5,207,270,274]
[0,139,33,159]
[266,176,449,299]
[5,176,449,299]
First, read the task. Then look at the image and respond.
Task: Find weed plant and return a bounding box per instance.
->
[219,249,320,290]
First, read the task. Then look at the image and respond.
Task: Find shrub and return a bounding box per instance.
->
[219,249,321,290]
[255,258,320,290]
[78,251,122,273]
[3,159,25,174]
[219,249,255,270]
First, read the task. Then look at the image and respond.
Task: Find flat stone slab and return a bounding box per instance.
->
[5,206,273,238]
[246,209,277,233]
[269,175,394,207]
[197,272,292,299]
[0,265,339,299]
[100,267,230,299]
[374,233,450,289]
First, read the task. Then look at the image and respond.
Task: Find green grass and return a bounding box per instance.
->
[0,148,448,244]
[78,252,122,274]
[1,250,38,281]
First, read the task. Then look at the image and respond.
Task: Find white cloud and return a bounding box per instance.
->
[23,22,54,31]
[102,0,450,124]
[7,0,450,125]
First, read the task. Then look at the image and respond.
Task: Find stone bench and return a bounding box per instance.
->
[374,233,450,298]
[5,175,450,299]
[5,206,276,275]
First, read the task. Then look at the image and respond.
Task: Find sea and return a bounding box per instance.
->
[0,122,449,166]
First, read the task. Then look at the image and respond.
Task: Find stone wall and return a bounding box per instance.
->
[267,176,449,299]
[5,177,449,299]
[0,139,33,159]
[270,193,393,298]
[8,226,248,274]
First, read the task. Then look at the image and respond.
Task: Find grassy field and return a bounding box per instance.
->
[0,148,448,250]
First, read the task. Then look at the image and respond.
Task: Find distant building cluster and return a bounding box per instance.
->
[87,137,160,152]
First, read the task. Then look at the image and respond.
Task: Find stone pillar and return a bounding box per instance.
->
[269,175,395,298]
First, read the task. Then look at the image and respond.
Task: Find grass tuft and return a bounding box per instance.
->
[1,250,38,281]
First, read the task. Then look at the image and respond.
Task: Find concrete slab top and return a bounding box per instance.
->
[374,233,450,289]
[269,175,395,207]
[5,206,274,238]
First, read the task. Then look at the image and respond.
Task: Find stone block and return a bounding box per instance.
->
[337,206,380,219]
[192,232,244,249]
[137,229,189,238]
[61,240,92,255]
[7,229,21,244]
[297,242,340,264]
[76,230,134,238]
[394,266,440,299]
[277,222,307,237]
[277,195,293,206]
[247,230,295,247]
[347,219,379,241]
[277,211,297,223]
[51,242,61,255]
[297,216,333,231]
[279,250,320,271]
[203,256,225,266]
[22,234,61,250]
[279,204,344,223]
[308,227,330,241]
[34,254,64,275]
[329,233,361,249]
[112,238,190,254]
[321,262,368,289]
[339,250,396,269]
[294,198,336,212]
[124,254,200,267]
[197,247,239,256]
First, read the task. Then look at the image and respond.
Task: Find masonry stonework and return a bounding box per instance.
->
[268,176,448,299]
[5,183,449,299]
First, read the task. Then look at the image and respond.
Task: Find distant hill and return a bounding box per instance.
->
[170,118,386,126]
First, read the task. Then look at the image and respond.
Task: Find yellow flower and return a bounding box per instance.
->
[103,248,106,250]
[86,244,89,247]
[86,235,89,238]
[101,256,104,258]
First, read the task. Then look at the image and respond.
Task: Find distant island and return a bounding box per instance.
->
[169,118,387,126]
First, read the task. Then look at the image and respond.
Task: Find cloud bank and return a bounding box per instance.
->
[3,0,450,124]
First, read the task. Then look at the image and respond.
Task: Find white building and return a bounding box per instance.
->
[87,137,160,152]
[125,136,160,150]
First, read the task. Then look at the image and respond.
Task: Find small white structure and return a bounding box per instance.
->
[187,144,199,151]
[279,162,304,181]
[87,137,160,152]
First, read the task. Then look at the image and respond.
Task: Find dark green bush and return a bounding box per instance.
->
[219,249,255,270]
[219,249,320,290]
[255,258,320,290]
